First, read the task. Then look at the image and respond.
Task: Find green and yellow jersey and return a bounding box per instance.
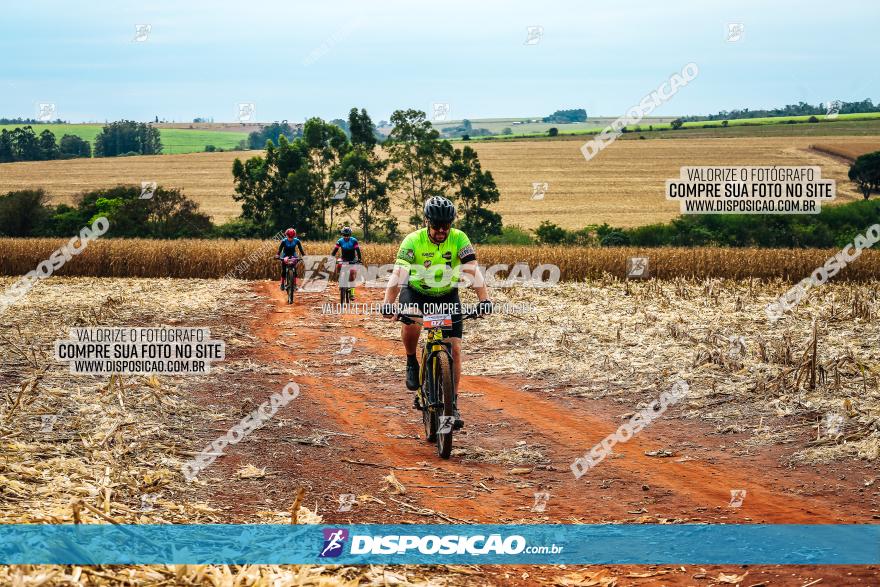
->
[394,228,477,296]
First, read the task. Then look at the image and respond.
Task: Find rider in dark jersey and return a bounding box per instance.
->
[330,226,362,299]
[276,228,305,290]
[330,226,362,263]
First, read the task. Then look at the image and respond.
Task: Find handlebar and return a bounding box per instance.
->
[395,311,484,326]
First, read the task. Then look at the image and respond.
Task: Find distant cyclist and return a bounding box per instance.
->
[381,196,492,426]
[330,226,362,264]
[330,226,363,298]
[276,228,305,290]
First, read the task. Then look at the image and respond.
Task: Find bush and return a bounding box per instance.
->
[548,127,559,137]
[485,225,534,245]
[721,120,729,127]
[670,118,684,130]
[599,231,631,246]
[0,189,52,236]
[502,127,513,135]
[212,218,268,239]
[808,116,819,123]
[534,220,567,244]
[204,145,216,152]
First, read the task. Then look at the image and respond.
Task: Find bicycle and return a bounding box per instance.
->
[276,255,301,305]
[336,259,358,304]
[396,309,483,459]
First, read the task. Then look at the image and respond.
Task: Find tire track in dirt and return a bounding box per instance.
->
[195,280,877,586]
[246,281,869,525]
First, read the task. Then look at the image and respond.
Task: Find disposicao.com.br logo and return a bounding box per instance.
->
[320,529,563,556]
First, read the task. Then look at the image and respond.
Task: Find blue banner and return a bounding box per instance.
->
[0,524,877,565]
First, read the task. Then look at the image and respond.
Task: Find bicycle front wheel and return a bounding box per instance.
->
[287,267,295,304]
[433,351,454,459]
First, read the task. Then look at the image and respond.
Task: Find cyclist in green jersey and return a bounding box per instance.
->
[382,196,493,426]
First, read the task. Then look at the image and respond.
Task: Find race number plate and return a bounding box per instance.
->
[423,313,452,328]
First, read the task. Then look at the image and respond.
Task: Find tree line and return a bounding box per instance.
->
[684,99,880,122]
[231,107,502,242]
[0,120,162,163]
[0,126,91,162]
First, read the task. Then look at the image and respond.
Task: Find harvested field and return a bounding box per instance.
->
[2,238,880,282]
[810,139,880,162]
[0,151,245,222]
[1,136,874,228]
[0,277,477,586]
[2,275,878,585]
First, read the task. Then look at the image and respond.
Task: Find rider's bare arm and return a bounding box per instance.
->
[382,265,410,315]
[460,261,489,302]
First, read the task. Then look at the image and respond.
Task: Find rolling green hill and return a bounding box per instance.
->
[0,124,248,155]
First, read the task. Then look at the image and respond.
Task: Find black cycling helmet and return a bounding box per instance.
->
[424,196,456,224]
[341,226,352,236]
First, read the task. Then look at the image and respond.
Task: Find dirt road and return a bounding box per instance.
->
[192,281,879,585]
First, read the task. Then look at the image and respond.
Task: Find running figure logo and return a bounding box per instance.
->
[319,528,349,557]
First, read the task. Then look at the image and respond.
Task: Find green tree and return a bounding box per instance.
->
[444,145,502,242]
[72,185,211,237]
[670,118,684,130]
[0,130,13,162]
[348,108,379,148]
[59,134,91,158]
[333,108,390,241]
[231,135,318,236]
[548,127,559,137]
[385,109,453,227]
[10,126,42,161]
[302,117,350,236]
[38,129,60,160]
[247,122,299,150]
[94,121,162,157]
[848,151,880,200]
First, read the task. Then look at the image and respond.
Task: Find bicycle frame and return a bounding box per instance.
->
[418,327,454,411]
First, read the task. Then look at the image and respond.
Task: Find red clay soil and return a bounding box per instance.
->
[190,281,879,586]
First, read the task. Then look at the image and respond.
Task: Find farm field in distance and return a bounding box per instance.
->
[1,134,873,228]
[0,123,248,154]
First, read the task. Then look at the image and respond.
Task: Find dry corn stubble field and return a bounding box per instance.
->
[0,277,479,586]
[0,136,873,228]
[3,238,880,281]
[448,278,880,466]
[2,274,879,585]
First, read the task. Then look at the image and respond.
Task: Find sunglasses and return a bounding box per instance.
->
[429,222,452,231]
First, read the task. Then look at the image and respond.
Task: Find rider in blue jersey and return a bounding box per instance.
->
[330,226,362,298]
[329,226,362,263]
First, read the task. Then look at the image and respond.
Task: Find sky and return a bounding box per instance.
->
[1,0,878,123]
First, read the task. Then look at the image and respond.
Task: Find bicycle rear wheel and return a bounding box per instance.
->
[433,351,454,459]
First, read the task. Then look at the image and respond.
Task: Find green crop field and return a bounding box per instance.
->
[464,114,880,142]
[0,124,249,154]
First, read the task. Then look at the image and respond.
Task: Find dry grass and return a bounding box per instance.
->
[2,239,880,282]
[810,139,880,162]
[365,276,880,465]
[0,276,475,586]
[0,135,874,227]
